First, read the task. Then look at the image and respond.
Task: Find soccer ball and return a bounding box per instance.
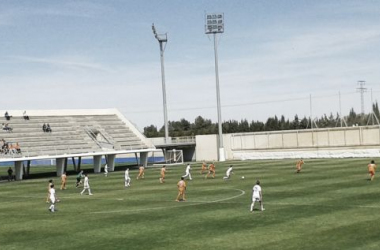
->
[241,176,245,179]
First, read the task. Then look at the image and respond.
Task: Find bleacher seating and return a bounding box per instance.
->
[0,110,153,159]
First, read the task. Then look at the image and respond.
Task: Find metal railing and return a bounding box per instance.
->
[170,136,196,144]
[84,126,115,149]
[0,143,152,160]
[150,136,196,145]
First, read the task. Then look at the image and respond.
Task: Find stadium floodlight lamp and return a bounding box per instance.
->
[152,23,167,42]
[205,13,224,34]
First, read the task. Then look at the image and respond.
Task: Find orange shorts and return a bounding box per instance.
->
[369,170,375,177]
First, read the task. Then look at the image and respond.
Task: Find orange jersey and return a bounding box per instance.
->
[177,180,186,191]
[368,164,376,173]
[208,164,215,172]
[160,168,166,177]
[61,174,67,183]
[201,163,207,170]
[296,160,304,169]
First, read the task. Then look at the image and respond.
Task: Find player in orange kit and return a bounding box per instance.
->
[176,177,187,201]
[295,159,304,173]
[160,165,166,183]
[60,172,67,190]
[200,161,207,174]
[205,162,216,179]
[136,165,145,179]
[368,160,377,181]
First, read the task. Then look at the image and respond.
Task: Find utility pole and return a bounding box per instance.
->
[357,80,367,115]
[308,94,318,129]
[309,94,313,129]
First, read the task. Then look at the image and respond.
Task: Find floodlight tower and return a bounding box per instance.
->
[205,13,225,161]
[152,23,169,143]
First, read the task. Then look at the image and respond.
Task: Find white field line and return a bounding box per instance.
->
[91,188,246,214]
[0,187,244,201]
[3,191,380,210]
[263,202,380,209]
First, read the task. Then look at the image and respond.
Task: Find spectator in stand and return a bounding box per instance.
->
[2,123,12,132]
[46,124,52,132]
[0,139,5,153]
[42,123,47,132]
[8,143,16,154]
[15,142,21,154]
[1,139,9,154]
[23,111,29,120]
[4,141,9,154]
[5,123,12,132]
[4,111,11,120]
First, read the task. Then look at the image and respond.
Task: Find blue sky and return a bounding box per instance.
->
[1,0,379,130]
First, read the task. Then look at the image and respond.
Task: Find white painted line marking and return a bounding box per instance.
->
[91,188,246,214]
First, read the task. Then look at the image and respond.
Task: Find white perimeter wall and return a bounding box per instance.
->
[195,134,218,161]
[195,126,380,161]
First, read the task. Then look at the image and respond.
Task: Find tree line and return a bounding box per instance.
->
[143,102,380,138]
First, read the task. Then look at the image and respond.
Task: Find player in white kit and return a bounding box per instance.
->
[125,168,131,187]
[80,174,93,195]
[250,180,264,213]
[223,166,233,180]
[182,164,192,180]
[48,184,57,212]
[104,164,108,177]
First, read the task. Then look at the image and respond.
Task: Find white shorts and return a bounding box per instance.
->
[50,197,56,204]
[252,196,261,202]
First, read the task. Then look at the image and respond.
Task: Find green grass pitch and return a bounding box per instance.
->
[1,158,380,250]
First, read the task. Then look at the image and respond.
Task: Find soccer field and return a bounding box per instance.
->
[1,158,380,250]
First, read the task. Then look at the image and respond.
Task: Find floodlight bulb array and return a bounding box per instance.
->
[205,13,224,34]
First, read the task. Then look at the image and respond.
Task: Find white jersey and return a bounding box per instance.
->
[185,165,191,174]
[50,188,56,202]
[226,167,233,176]
[84,176,89,188]
[125,169,130,180]
[50,188,55,199]
[252,184,261,199]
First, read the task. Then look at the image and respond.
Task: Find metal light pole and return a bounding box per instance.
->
[357,80,367,115]
[309,94,313,129]
[205,13,225,161]
[152,24,169,143]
